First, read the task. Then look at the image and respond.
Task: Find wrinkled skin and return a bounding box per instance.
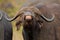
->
[0,11,13,40]
[16,3,60,40]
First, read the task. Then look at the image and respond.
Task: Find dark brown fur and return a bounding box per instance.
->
[33,3,60,40]
[16,3,60,40]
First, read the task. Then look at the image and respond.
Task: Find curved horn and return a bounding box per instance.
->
[40,14,55,22]
[4,11,23,22]
[4,13,19,22]
[4,7,32,22]
[30,6,55,22]
[4,7,29,22]
[0,11,3,21]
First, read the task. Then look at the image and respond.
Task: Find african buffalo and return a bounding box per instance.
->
[4,3,60,40]
[0,10,13,40]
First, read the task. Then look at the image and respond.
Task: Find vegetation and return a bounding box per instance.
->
[0,0,25,40]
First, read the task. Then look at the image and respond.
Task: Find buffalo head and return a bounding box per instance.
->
[4,6,55,22]
[3,6,55,30]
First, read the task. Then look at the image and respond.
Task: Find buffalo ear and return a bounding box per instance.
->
[15,16,22,31]
[35,15,43,29]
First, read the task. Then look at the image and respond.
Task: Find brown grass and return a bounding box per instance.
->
[12,22,23,40]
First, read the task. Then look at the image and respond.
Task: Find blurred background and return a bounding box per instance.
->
[0,0,60,40]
